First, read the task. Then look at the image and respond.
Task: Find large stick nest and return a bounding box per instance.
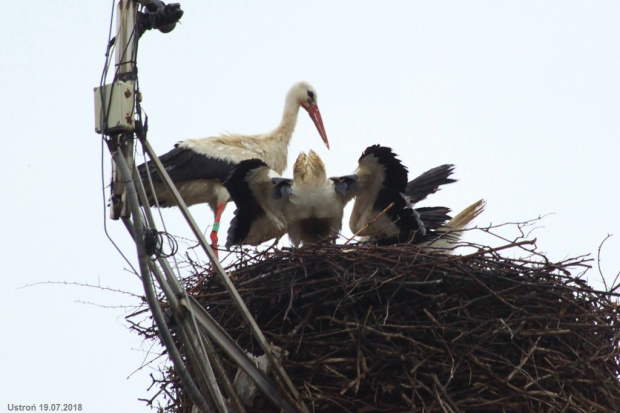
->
[143,237,620,412]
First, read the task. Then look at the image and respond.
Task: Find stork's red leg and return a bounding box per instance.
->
[209,203,226,258]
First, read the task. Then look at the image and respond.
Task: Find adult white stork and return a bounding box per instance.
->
[224,150,357,248]
[348,144,484,246]
[138,81,330,255]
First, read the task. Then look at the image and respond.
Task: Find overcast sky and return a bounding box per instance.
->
[1,2,619,411]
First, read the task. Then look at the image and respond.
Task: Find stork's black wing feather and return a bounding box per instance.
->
[413,206,460,245]
[416,206,452,231]
[223,159,269,247]
[406,164,456,204]
[356,145,458,246]
[138,144,236,184]
[359,145,415,233]
[359,145,409,197]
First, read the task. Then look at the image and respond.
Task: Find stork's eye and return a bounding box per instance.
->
[307,90,315,101]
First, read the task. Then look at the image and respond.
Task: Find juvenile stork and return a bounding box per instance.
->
[224,150,357,247]
[138,81,330,254]
[348,145,484,246]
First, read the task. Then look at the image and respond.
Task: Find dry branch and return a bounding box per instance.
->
[133,233,620,412]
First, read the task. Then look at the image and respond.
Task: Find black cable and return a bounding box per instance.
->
[99,0,116,90]
[144,228,179,259]
[98,0,116,142]
[100,0,140,277]
[115,26,138,82]
[100,1,181,270]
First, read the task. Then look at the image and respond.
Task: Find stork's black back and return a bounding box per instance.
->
[137,144,237,206]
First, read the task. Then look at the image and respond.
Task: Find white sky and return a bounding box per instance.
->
[1,1,619,411]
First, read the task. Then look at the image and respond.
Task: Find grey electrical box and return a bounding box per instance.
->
[94,81,135,134]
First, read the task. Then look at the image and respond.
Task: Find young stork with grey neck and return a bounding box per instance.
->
[138,81,330,256]
[224,150,357,248]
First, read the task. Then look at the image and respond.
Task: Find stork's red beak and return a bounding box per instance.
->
[305,104,330,150]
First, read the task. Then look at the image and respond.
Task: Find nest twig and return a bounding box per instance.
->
[134,231,620,412]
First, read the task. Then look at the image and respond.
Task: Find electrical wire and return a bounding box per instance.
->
[100,0,139,277]
[131,63,230,411]
[100,0,142,272]
[144,228,179,259]
[97,5,260,411]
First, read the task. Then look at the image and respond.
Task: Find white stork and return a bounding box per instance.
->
[138,81,330,254]
[348,145,484,246]
[224,150,357,248]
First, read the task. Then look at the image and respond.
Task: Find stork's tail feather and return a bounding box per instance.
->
[445,199,486,231]
[420,199,486,252]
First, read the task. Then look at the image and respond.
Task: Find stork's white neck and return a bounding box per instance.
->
[271,93,302,146]
[255,93,302,174]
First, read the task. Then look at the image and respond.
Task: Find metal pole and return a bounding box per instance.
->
[112,149,210,412]
[109,0,137,220]
[133,165,246,412]
[104,2,304,409]
[116,0,137,77]
[136,145,294,410]
[107,3,209,409]
[140,138,308,412]
[123,215,233,412]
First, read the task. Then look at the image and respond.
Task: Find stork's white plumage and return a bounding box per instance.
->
[224,151,356,247]
[280,151,356,246]
[138,81,330,254]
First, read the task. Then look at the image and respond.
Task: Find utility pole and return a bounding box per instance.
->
[94,2,221,411]
[108,0,137,219]
[97,0,183,219]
